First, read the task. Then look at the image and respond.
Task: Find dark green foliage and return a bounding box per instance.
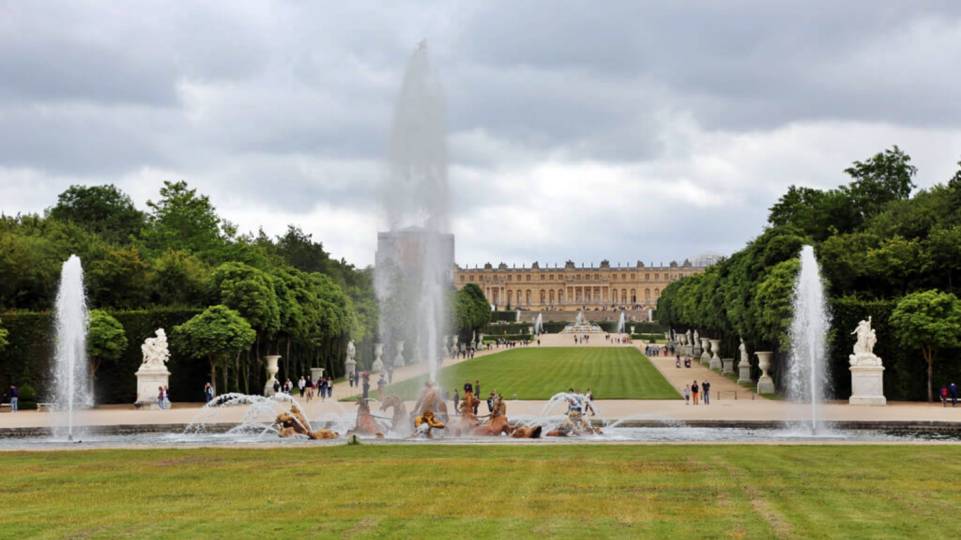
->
[891,290,961,402]
[48,184,146,244]
[662,148,961,400]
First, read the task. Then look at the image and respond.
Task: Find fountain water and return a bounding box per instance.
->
[615,311,626,334]
[51,255,91,440]
[787,245,832,433]
[375,41,450,383]
[533,313,544,335]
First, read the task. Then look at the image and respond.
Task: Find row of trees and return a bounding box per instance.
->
[0,181,378,398]
[658,147,961,401]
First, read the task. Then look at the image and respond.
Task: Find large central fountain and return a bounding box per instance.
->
[374,42,452,383]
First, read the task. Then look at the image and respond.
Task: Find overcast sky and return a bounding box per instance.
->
[2,1,961,268]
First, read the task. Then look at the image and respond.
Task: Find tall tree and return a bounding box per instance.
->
[48,184,145,244]
[890,289,961,402]
[172,305,256,394]
[843,146,917,225]
[142,180,225,255]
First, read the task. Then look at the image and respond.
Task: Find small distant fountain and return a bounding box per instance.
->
[787,245,832,433]
[533,313,544,335]
[51,255,91,440]
[561,310,602,334]
[615,311,626,334]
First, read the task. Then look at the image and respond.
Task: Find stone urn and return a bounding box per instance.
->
[755,351,775,394]
[263,355,281,396]
[310,367,325,383]
[700,338,711,366]
[709,339,722,370]
[371,343,384,373]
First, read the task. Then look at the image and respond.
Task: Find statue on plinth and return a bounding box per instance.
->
[849,317,886,405]
[135,329,172,408]
[394,341,405,368]
[737,337,752,384]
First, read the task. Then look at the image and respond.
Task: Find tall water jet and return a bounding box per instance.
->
[787,245,832,433]
[615,311,626,334]
[51,255,91,440]
[375,41,452,383]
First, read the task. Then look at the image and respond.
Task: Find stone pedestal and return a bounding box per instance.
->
[849,352,886,406]
[700,339,711,366]
[263,355,281,396]
[135,365,170,409]
[755,351,775,394]
[709,339,722,370]
[721,358,735,375]
[310,367,325,382]
[737,355,752,384]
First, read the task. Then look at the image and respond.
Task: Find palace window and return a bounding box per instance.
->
[526,274,531,281]
[645,288,651,301]
[630,289,636,303]
[460,275,466,282]
[655,273,659,280]
[539,290,545,304]
[507,275,512,281]
[630,273,635,280]
[645,273,650,280]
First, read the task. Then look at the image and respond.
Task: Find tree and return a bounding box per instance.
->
[150,249,209,306]
[890,290,961,402]
[172,305,256,393]
[48,184,145,243]
[87,310,128,380]
[843,146,917,225]
[142,180,225,255]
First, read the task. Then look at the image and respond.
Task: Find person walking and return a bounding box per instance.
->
[950,382,958,407]
[203,382,214,403]
[297,376,306,396]
[584,388,596,416]
[691,381,700,406]
[8,385,18,412]
[682,384,690,405]
[702,381,711,405]
[362,372,370,401]
[326,376,334,399]
[940,385,949,407]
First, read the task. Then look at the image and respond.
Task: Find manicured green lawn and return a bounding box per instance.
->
[0,444,958,538]
[376,346,679,400]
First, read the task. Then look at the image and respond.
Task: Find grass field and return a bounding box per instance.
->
[1,444,958,538]
[375,346,679,400]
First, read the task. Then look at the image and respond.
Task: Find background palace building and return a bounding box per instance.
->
[454,258,713,320]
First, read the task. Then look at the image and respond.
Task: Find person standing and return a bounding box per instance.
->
[682,384,690,405]
[453,388,460,412]
[326,376,334,399]
[702,381,711,405]
[298,376,306,396]
[377,375,386,400]
[585,388,596,416]
[474,380,481,414]
[203,382,214,403]
[950,382,958,407]
[8,385,18,412]
[362,372,370,401]
[157,386,167,409]
[941,385,949,406]
[691,381,699,406]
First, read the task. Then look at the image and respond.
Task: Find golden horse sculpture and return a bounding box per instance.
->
[349,398,385,438]
[410,383,447,437]
[451,392,541,438]
[379,395,409,434]
[544,409,602,437]
[275,404,338,440]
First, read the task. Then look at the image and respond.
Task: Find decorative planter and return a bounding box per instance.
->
[721,358,735,375]
[263,355,281,396]
[709,339,722,370]
[755,351,775,394]
[700,338,711,366]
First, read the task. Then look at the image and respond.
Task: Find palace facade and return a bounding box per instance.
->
[453,259,707,312]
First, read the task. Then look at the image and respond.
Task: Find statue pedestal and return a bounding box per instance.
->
[849,354,886,406]
[135,365,170,409]
[310,367,325,382]
[721,358,734,375]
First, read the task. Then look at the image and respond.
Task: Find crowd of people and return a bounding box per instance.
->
[940,383,959,407]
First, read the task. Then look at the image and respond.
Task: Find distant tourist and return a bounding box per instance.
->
[377,375,386,400]
[950,382,958,407]
[487,391,495,413]
[585,388,596,416]
[474,380,481,414]
[326,376,334,399]
[940,385,949,406]
[675,355,681,368]
[273,380,281,394]
[682,385,690,405]
[8,385,18,412]
[158,386,170,409]
[362,373,370,400]
[691,381,699,405]
[702,381,711,405]
[298,376,306,396]
[203,382,214,403]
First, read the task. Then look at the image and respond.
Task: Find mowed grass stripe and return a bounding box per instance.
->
[376,346,680,400]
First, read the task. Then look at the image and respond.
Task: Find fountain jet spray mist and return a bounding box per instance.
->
[375,41,451,383]
[787,245,832,434]
[52,255,91,440]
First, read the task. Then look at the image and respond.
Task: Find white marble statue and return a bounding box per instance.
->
[685,329,692,345]
[849,316,886,405]
[693,329,700,345]
[371,343,384,373]
[140,328,170,369]
[852,317,877,356]
[737,337,752,384]
[344,340,357,378]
